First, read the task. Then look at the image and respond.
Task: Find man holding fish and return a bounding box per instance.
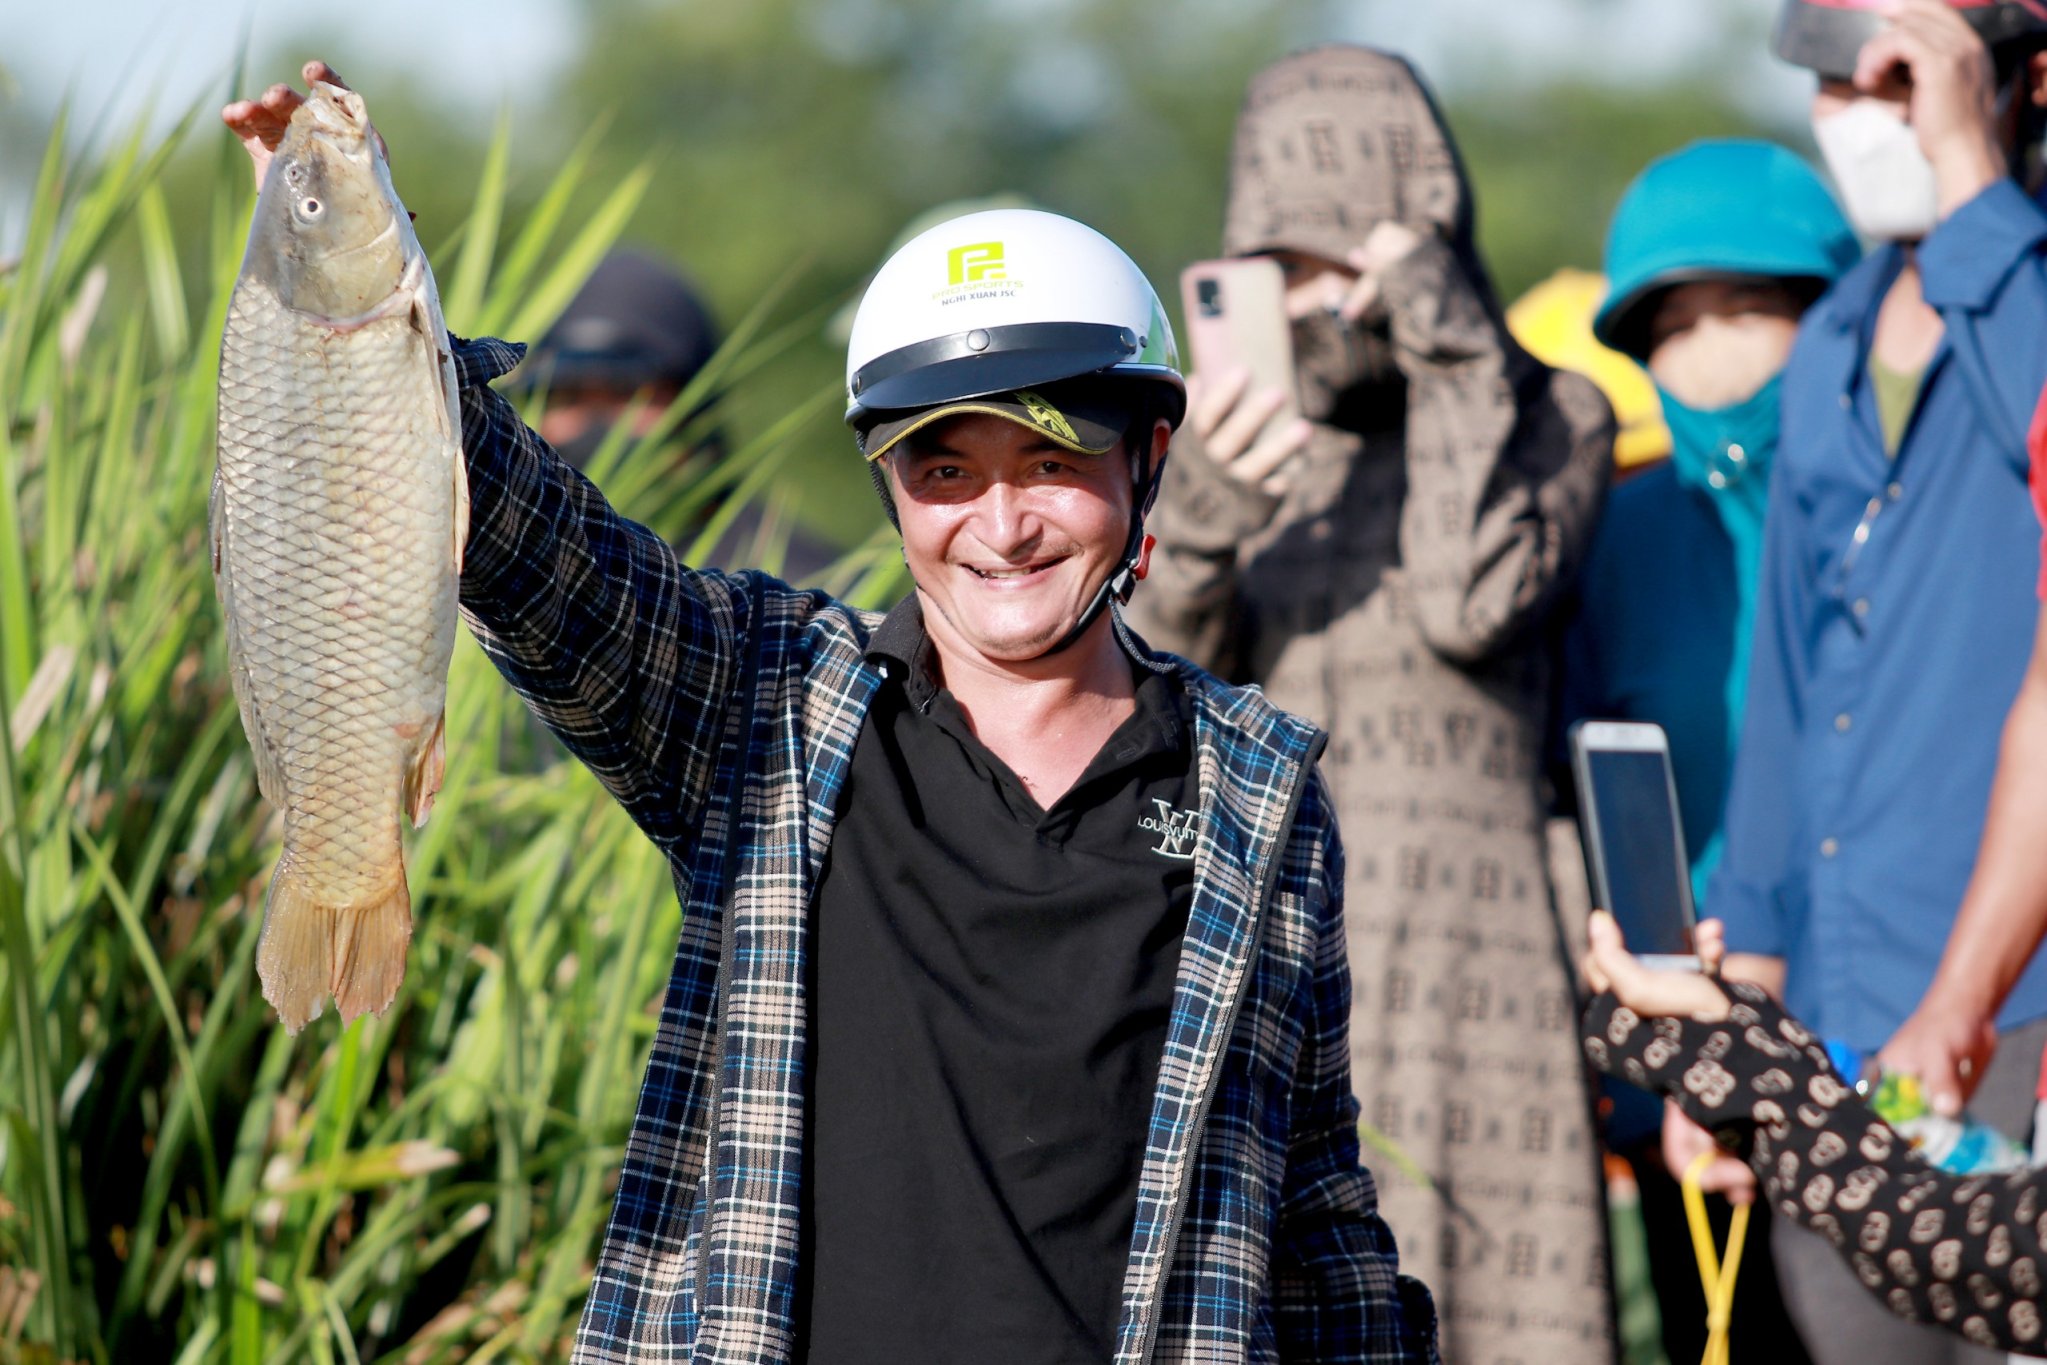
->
[219,63,1438,1364]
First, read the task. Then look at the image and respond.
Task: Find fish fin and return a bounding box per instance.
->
[452,439,470,577]
[211,476,287,807]
[208,471,224,575]
[413,287,468,577]
[403,710,447,828]
[257,854,413,1033]
[413,287,461,436]
[257,859,336,1034]
[330,862,413,1026]
[235,673,288,809]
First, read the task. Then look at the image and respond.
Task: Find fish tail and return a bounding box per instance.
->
[331,862,413,1026]
[257,855,412,1034]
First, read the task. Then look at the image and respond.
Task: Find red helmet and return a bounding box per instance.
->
[1775,0,2047,79]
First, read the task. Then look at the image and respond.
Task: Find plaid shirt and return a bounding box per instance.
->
[451,336,1439,1364]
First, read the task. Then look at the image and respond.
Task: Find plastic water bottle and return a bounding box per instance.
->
[1864,1070,2029,1175]
[1827,1040,2029,1175]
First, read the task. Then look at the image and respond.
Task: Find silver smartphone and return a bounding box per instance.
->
[1569,720,1702,973]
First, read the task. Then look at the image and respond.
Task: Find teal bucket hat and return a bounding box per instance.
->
[1595,139,1860,361]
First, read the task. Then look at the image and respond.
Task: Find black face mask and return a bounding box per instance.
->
[1290,308,1403,426]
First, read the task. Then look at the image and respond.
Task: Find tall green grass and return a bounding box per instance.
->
[0,101,897,1364]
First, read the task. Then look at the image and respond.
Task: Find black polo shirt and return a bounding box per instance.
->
[793,599,1197,1365]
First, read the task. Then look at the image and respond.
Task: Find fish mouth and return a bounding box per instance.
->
[295,83,378,171]
[304,82,370,139]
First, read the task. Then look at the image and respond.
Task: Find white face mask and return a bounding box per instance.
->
[1812,99,1940,241]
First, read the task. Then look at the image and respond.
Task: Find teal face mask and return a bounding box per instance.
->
[1657,372,1783,528]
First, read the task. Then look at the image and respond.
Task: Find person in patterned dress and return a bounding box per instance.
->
[1126,43,1614,1365]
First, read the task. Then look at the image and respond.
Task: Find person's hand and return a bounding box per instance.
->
[1182,366,1313,496]
[1330,221,1425,325]
[1583,910,1732,1023]
[1877,995,1997,1118]
[1584,912,1758,1201]
[221,62,383,194]
[1661,1100,1759,1205]
[1858,0,2004,215]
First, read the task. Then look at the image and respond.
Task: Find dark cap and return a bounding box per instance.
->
[858,378,1141,464]
[516,248,719,393]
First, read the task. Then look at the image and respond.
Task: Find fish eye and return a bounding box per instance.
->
[297,197,324,220]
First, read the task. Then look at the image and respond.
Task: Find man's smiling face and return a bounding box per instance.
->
[886,412,1136,669]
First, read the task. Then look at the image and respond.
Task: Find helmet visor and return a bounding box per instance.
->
[858,380,1137,465]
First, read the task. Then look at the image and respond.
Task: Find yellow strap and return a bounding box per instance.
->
[1681,1149,1751,1365]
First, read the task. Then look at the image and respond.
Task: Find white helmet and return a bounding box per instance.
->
[844,208,1184,430]
[843,208,1186,658]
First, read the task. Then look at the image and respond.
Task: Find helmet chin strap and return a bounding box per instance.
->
[1032,435,1165,661]
[866,458,901,531]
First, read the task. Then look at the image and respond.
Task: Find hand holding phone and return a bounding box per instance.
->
[1178,258,1311,493]
[1569,720,1702,973]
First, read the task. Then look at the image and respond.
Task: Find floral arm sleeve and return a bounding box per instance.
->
[1583,983,2047,1355]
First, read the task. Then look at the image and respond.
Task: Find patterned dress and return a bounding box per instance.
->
[1129,45,1615,1365]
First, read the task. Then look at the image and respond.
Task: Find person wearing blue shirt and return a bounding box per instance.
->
[1707,3,2047,1362]
[1559,136,1858,1365]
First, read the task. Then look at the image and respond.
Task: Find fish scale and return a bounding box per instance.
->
[213,81,465,1034]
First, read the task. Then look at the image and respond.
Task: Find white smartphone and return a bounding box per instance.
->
[1178,257,1300,448]
[1568,720,1701,973]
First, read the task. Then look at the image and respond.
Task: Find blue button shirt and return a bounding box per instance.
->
[1708,180,2047,1053]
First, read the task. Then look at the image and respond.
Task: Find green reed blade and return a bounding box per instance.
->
[440,109,511,334]
[469,114,615,339]
[0,109,71,432]
[138,182,193,359]
[498,163,653,345]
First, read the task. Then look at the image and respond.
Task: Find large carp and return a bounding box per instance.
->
[213,81,465,1034]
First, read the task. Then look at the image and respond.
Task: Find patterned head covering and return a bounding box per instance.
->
[1221,43,1514,421]
[1223,45,1476,266]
